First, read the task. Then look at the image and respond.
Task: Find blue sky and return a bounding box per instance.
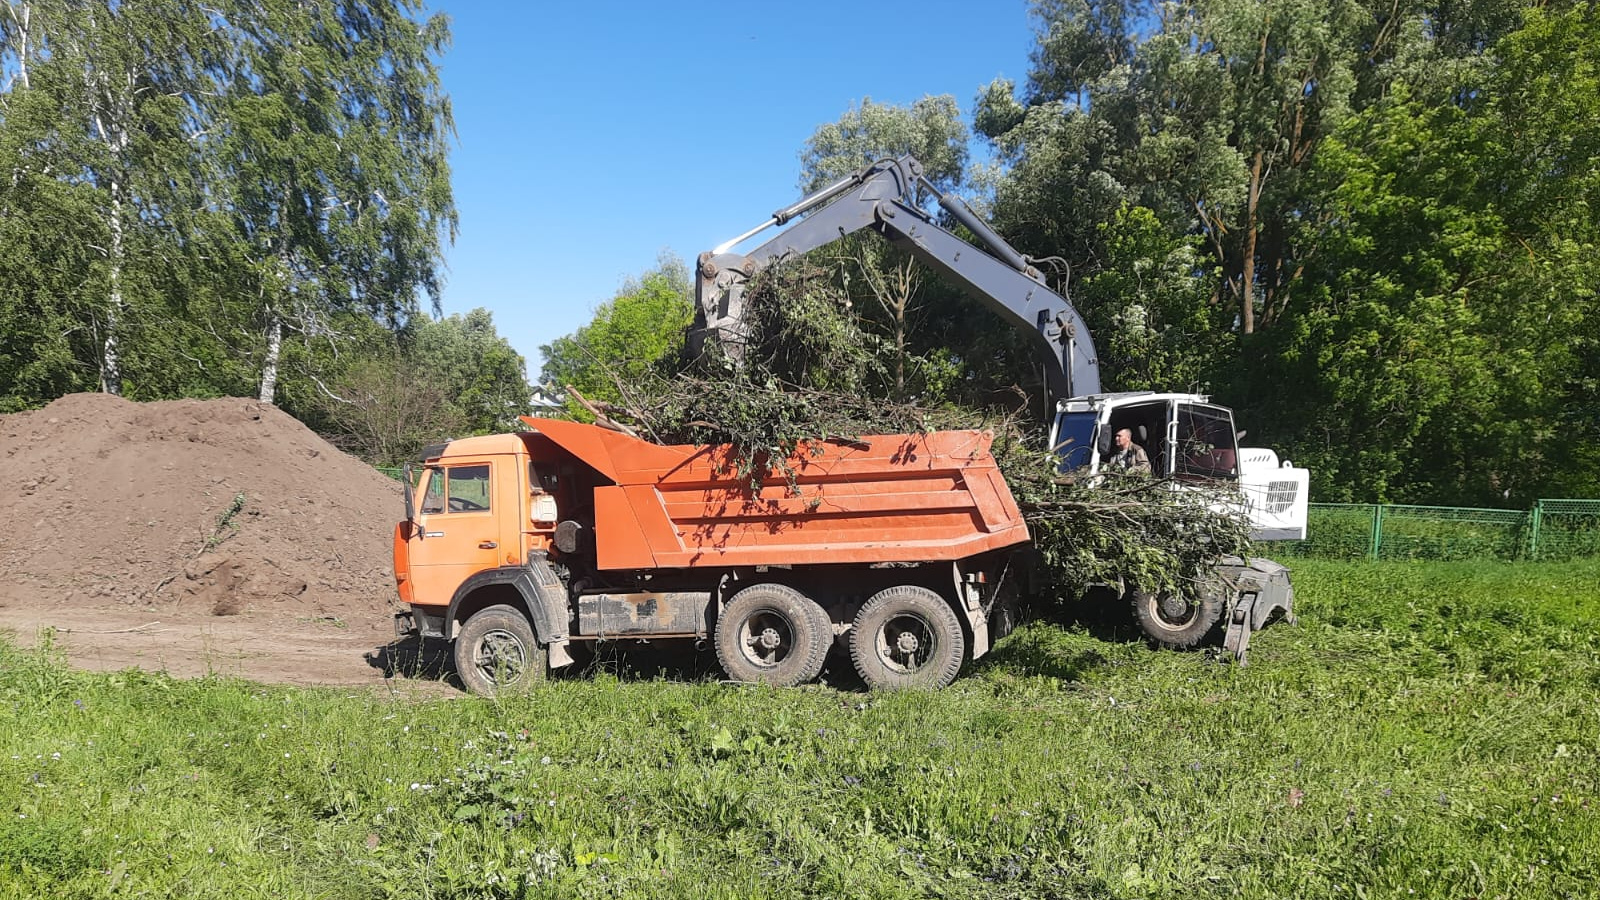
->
[433,0,1040,380]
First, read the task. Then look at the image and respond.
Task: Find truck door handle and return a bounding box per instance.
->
[479,541,497,549]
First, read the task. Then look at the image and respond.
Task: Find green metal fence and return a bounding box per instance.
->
[1280,499,1600,561]
[1528,499,1600,561]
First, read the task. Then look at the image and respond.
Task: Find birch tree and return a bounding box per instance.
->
[212,0,457,404]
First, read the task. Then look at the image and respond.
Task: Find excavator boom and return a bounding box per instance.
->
[690,156,1102,402]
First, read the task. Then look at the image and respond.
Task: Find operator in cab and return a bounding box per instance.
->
[1106,428,1151,475]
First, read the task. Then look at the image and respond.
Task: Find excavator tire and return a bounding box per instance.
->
[1130,588,1224,650]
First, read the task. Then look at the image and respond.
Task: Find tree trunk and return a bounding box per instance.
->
[259,312,282,403]
[8,2,31,91]
[101,174,125,395]
[1240,149,1264,335]
[84,14,134,396]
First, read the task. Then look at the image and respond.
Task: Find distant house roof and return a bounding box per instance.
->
[529,385,564,411]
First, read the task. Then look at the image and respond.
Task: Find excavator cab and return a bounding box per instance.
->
[1050,392,1307,541]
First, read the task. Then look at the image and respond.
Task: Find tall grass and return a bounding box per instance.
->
[2,560,1597,898]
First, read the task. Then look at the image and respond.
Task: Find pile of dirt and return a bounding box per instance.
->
[0,394,408,680]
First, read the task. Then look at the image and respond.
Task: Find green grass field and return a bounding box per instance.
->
[3,559,1597,899]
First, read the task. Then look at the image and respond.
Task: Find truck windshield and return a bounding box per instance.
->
[1052,411,1098,472]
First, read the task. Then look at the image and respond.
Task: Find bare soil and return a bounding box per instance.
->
[0,393,438,690]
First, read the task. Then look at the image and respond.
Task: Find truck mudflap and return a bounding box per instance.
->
[1214,556,1295,665]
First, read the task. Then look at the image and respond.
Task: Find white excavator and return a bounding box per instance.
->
[689,156,1303,660]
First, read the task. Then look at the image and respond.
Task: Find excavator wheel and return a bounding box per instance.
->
[1129,587,1224,650]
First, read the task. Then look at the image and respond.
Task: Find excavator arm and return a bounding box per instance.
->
[690,156,1102,401]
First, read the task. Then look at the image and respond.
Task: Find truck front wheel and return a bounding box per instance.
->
[455,604,547,696]
[850,586,965,690]
[714,584,831,686]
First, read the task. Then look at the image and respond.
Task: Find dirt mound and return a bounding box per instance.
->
[0,394,410,683]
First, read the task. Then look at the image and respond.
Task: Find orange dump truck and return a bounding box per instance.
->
[393,416,1031,694]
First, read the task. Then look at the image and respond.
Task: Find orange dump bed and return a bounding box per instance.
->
[521,417,1030,572]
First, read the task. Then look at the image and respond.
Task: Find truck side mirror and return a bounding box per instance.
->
[402,463,419,534]
[1097,431,1112,455]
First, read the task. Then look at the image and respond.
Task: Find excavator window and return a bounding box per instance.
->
[1052,411,1098,472]
[1175,405,1239,480]
[1106,402,1171,476]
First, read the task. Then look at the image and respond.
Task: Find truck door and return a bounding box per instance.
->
[406,459,510,607]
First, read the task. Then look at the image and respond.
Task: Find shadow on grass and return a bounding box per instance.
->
[365,586,1148,693]
[970,587,1143,682]
[367,636,744,691]
[366,637,461,690]
[973,636,1114,682]
[365,634,881,693]
[574,638,871,691]
[1048,584,1143,644]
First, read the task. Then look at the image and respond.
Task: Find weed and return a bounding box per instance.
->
[200,492,248,554]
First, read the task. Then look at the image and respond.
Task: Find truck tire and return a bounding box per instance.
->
[455,604,547,696]
[1129,588,1223,649]
[850,585,965,690]
[714,583,831,686]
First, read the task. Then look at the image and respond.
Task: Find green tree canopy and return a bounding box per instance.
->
[538,256,694,416]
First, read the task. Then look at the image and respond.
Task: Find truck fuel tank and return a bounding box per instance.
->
[577,590,711,637]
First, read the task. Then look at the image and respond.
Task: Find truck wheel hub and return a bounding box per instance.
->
[895,631,920,654]
[757,627,782,650]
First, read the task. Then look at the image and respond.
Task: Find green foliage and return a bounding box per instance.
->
[3,558,1598,897]
[1250,7,1600,505]
[538,255,694,416]
[609,261,973,485]
[405,309,533,435]
[960,0,1597,504]
[0,0,455,410]
[1075,204,1226,393]
[798,95,969,195]
[1005,444,1254,597]
[204,493,250,553]
[309,308,531,466]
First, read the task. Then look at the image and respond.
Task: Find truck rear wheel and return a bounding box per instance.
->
[1130,588,1223,649]
[850,585,965,690]
[455,604,546,696]
[714,583,831,686]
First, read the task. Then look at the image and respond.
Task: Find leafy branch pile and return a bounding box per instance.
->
[560,261,1251,601]
[1001,445,1253,598]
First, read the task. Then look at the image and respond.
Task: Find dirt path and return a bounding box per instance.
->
[1,603,406,684]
